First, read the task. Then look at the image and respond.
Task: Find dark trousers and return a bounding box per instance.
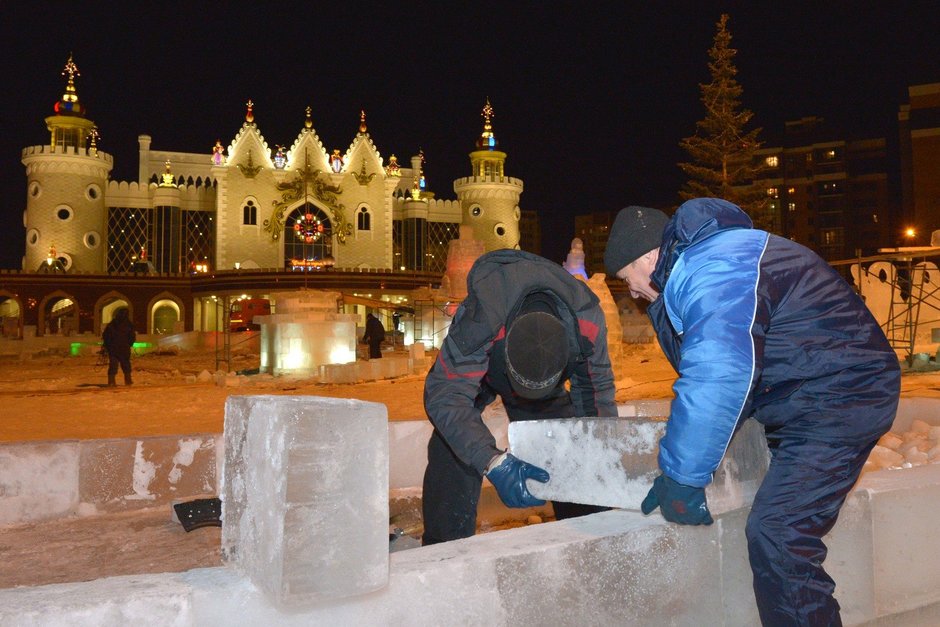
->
[368,340,382,359]
[421,429,608,545]
[745,436,876,627]
[107,354,131,379]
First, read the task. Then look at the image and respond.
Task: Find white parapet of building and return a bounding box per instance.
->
[221,395,389,608]
[255,290,358,375]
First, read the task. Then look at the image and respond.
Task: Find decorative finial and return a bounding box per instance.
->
[62,54,80,103]
[304,106,313,129]
[212,140,225,166]
[330,149,343,173]
[54,53,85,116]
[385,154,401,177]
[88,127,99,154]
[477,98,497,150]
[245,99,255,123]
[359,109,367,134]
[160,160,176,187]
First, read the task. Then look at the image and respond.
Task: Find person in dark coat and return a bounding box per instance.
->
[421,249,617,545]
[102,307,136,387]
[361,313,385,359]
[604,199,901,626]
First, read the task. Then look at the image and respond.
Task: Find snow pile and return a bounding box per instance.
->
[866,418,940,471]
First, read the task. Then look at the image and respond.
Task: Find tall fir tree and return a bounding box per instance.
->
[679,14,773,230]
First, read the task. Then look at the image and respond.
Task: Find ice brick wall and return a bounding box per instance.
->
[0,435,219,525]
[221,395,389,608]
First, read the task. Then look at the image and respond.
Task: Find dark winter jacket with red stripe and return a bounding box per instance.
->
[647,198,901,488]
[424,249,618,474]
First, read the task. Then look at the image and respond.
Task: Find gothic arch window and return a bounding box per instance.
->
[285,203,332,267]
[243,199,258,226]
[357,206,371,231]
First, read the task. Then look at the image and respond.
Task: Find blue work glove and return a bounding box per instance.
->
[641,473,713,525]
[484,452,550,508]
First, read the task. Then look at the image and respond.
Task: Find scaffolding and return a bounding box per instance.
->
[835,247,940,364]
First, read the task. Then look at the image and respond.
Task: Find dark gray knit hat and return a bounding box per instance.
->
[505,311,567,400]
[603,206,670,276]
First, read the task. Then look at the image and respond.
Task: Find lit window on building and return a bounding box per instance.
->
[243,200,257,225]
[357,206,371,231]
[826,149,837,160]
[765,156,779,167]
[787,187,796,195]
[767,187,779,199]
[788,202,796,212]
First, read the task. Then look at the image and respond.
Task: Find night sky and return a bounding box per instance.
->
[2,3,938,270]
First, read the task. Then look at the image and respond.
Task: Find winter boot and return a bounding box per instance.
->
[107,375,117,387]
[124,373,133,386]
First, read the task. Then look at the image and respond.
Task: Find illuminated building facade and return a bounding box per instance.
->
[21,57,524,277]
[899,83,940,243]
[3,56,530,337]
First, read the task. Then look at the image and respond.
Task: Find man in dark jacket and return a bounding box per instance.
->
[361,313,385,359]
[604,198,900,626]
[102,307,136,387]
[422,249,617,545]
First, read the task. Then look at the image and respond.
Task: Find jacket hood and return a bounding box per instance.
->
[651,198,753,290]
[450,249,599,355]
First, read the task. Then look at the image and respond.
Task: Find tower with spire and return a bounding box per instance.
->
[21,54,113,273]
[454,99,524,251]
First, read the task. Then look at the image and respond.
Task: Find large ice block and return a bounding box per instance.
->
[221,395,389,608]
[508,416,769,515]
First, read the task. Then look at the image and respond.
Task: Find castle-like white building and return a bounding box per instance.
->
[21,56,524,276]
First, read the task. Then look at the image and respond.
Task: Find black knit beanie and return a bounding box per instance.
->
[505,310,567,400]
[603,206,670,276]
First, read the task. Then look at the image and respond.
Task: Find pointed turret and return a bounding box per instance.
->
[454,99,524,251]
[469,98,506,178]
[46,54,95,151]
[22,55,112,272]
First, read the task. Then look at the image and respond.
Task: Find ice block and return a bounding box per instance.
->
[222,395,389,608]
[508,416,769,515]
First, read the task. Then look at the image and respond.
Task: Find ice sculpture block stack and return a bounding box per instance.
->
[509,413,769,515]
[221,395,389,608]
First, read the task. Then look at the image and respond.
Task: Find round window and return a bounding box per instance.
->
[470,205,483,218]
[85,184,101,201]
[494,223,506,237]
[55,206,73,221]
[28,181,41,198]
[27,229,40,246]
[514,206,521,221]
[84,231,101,249]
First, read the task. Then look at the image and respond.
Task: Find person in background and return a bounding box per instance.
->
[102,307,136,387]
[422,249,617,545]
[604,198,900,626]
[362,312,386,359]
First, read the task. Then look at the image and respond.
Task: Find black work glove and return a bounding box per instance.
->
[641,473,713,525]
[484,452,550,508]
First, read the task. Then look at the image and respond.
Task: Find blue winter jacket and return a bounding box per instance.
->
[647,198,900,487]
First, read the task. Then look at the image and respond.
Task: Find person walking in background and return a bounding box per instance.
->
[102,307,136,387]
[604,198,900,626]
[422,249,617,546]
[362,312,385,359]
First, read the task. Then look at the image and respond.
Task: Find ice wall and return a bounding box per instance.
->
[7,399,940,624]
[221,395,389,608]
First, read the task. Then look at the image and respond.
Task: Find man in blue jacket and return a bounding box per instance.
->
[422,249,617,545]
[604,199,900,626]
